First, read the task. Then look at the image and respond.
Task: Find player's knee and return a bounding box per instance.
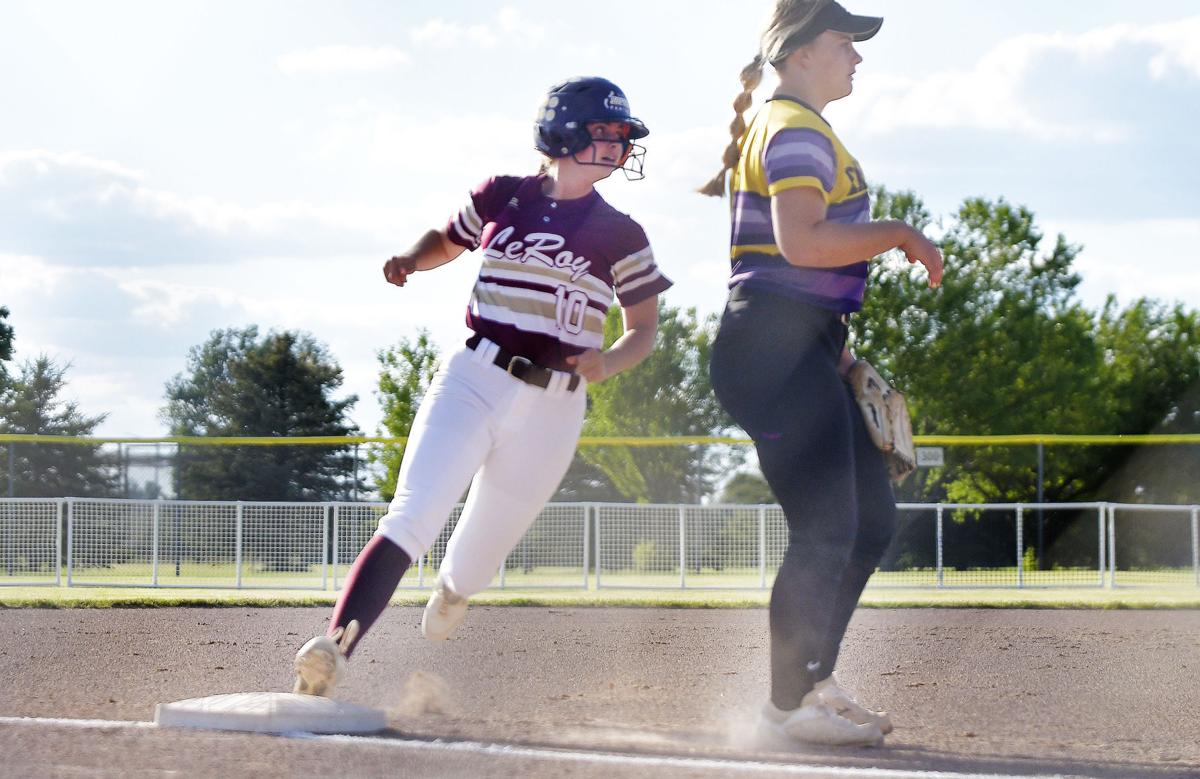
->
[786,523,857,570]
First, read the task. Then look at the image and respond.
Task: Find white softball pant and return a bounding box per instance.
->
[375,337,586,597]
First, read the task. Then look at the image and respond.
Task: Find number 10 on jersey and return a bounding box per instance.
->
[554,285,588,335]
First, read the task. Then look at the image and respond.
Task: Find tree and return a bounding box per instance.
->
[858,189,1104,504]
[1091,299,1200,504]
[719,471,775,504]
[857,187,1200,568]
[0,306,13,377]
[371,330,441,500]
[0,357,116,497]
[561,302,737,503]
[162,327,361,501]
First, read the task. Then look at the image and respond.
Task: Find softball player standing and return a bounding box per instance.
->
[293,77,672,696]
[701,0,944,746]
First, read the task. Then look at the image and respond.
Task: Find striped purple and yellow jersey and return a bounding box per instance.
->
[446,174,672,371]
[728,96,871,313]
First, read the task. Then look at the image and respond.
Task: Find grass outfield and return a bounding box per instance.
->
[11,561,1197,587]
[3,563,1197,608]
[1,582,1197,609]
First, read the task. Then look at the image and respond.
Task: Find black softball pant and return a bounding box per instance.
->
[709,283,896,710]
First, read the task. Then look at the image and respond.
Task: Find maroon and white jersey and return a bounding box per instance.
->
[446,174,672,371]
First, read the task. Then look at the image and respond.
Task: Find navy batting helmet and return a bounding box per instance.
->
[534,77,649,177]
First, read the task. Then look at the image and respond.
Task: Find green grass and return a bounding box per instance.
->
[3,562,1196,609]
[2,580,1197,610]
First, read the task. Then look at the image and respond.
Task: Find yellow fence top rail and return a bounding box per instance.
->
[0,434,1197,446]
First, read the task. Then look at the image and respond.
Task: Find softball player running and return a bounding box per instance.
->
[701,0,943,747]
[294,77,672,696]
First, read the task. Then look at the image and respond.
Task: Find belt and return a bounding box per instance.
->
[467,335,581,392]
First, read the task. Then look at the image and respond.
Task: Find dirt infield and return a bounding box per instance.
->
[1,607,1198,778]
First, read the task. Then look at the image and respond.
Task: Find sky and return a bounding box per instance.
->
[1,0,1197,437]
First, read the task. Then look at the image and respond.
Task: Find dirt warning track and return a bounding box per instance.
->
[0,607,1197,778]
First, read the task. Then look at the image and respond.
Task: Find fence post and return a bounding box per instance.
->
[581,504,590,589]
[594,503,603,590]
[758,505,767,590]
[1016,505,1024,589]
[151,500,160,587]
[352,445,360,503]
[55,499,63,586]
[66,499,74,587]
[1191,505,1198,589]
[3,496,10,577]
[1097,504,1106,589]
[321,504,330,591]
[331,505,340,590]
[935,503,944,588]
[1036,443,1045,570]
[7,442,14,498]
[678,506,686,589]
[235,502,243,589]
[1107,505,1117,589]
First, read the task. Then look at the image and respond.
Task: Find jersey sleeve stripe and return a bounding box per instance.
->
[615,272,671,306]
[461,202,482,233]
[611,246,655,279]
[766,175,831,199]
[763,129,836,191]
[452,214,478,243]
[616,264,660,290]
[616,268,664,295]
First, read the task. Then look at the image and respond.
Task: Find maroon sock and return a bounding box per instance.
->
[328,534,412,657]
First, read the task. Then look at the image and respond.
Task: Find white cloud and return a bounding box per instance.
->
[111,276,244,328]
[0,150,402,265]
[836,16,1200,141]
[0,150,143,185]
[1045,217,1200,309]
[409,6,547,49]
[311,106,541,188]
[276,45,409,75]
[410,19,499,49]
[1068,18,1200,81]
[0,253,67,297]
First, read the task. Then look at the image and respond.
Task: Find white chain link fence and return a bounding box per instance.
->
[1,499,1197,590]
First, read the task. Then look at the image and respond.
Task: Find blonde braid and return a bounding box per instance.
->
[698,0,830,197]
[698,54,766,197]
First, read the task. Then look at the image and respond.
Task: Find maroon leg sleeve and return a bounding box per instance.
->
[328,534,412,657]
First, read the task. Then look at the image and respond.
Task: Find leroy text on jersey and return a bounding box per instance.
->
[482,226,593,282]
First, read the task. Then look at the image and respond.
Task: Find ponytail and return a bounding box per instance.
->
[698,54,765,197]
[700,1,830,197]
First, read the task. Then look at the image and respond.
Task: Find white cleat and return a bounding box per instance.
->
[422,578,468,641]
[760,690,884,747]
[293,620,359,697]
[815,674,893,734]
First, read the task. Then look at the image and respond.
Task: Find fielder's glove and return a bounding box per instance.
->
[847,359,917,484]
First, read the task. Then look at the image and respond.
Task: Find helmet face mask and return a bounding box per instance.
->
[535,76,649,180]
[571,138,647,181]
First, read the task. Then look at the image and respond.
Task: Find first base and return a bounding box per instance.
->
[155,692,387,735]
